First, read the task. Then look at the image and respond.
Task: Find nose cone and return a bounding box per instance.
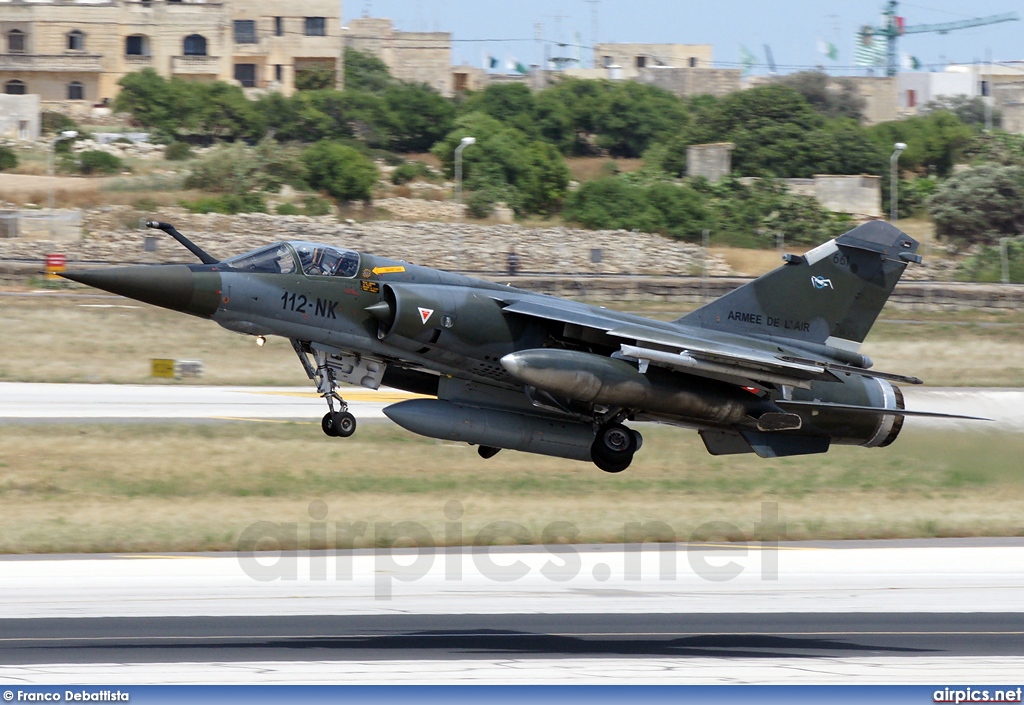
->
[61,265,213,316]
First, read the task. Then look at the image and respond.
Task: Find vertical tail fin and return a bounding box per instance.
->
[678,221,921,353]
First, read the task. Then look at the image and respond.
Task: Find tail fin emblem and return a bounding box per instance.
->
[811,276,834,290]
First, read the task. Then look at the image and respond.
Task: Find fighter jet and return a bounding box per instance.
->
[61,220,976,472]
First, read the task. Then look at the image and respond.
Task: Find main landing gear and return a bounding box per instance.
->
[591,421,642,473]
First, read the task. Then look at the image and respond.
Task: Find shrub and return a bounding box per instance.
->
[302,195,332,216]
[466,189,497,219]
[41,111,77,135]
[957,238,1024,283]
[78,150,124,175]
[184,140,306,194]
[928,165,1024,246]
[276,202,301,216]
[391,161,432,185]
[302,141,379,203]
[182,192,266,214]
[0,146,17,172]
[164,141,193,161]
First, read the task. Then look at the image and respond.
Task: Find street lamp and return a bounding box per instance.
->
[48,130,78,238]
[454,136,476,206]
[890,142,907,223]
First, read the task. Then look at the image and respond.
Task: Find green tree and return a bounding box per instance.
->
[0,146,17,171]
[778,71,865,121]
[927,164,1024,245]
[922,95,1000,129]
[302,141,379,203]
[868,111,973,176]
[595,81,689,157]
[378,82,455,152]
[431,112,569,215]
[459,83,538,136]
[295,64,336,91]
[344,48,393,93]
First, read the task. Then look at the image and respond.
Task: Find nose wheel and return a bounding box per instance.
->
[322,411,356,438]
[292,339,358,440]
[591,422,641,473]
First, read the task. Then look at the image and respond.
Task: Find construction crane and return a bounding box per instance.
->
[871,1,1018,76]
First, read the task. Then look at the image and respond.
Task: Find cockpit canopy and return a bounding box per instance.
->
[222,242,360,278]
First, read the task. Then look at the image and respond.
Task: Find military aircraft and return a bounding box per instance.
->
[62,219,977,473]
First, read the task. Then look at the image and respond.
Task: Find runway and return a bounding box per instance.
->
[0,543,1022,683]
[0,382,1019,429]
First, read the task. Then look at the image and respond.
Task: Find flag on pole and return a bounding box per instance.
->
[816,38,839,61]
[739,45,757,75]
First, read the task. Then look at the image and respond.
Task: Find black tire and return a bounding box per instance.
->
[321,412,339,437]
[334,411,357,438]
[478,445,501,459]
[591,423,637,473]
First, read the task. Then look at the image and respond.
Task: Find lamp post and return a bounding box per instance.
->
[890,142,907,223]
[454,136,475,206]
[48,130,78,238]
[452,136,476,272]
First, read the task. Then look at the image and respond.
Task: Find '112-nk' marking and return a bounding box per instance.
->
[281,292,338,319]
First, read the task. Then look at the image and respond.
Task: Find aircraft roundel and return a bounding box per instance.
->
[418,307,434,324]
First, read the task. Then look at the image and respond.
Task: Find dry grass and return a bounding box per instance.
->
[0,422,1020,553]
[566,157,644,183]
[0,296,309,386]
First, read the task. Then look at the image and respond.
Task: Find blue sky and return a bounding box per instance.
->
[343,0,1024,74]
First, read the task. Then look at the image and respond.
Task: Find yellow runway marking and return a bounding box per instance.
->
[119,554,211,560]
[210,417,316,424]
[250,391,425,402]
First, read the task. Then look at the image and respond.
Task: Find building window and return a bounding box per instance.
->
[635,55,646,68]
[906,89,917,108]
[275,17,284,36]
[4,79,26,95]
[304,17,326,36]
[234,20,257,44]
[602,55,612,68]
[274,64,283,82]
[183,34,207,56]
[67,30,85,52]
[7,30,26,54]
[125,35,149,56]
[68,81,85,100]
[688,56,697,68]
[234,63,257,88]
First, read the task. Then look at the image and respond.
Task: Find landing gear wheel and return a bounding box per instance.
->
[322,411,356,438]
[478,445,501,459]
[591,423,638,473]
[333,411,357,438]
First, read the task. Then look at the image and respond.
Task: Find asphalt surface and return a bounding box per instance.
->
[1,612,1021,665]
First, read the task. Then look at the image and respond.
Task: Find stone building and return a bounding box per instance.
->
[635,66,741,99]
[0,0,343,105]
[345,17,451,96]
[593,42,713,79]
[0,92,38,139]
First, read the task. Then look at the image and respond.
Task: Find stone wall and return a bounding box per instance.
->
[635,67,742,98]
[687,143,733,182]
[0,207,730,277]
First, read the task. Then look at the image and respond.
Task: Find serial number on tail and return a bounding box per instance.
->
[727,310,810,332]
